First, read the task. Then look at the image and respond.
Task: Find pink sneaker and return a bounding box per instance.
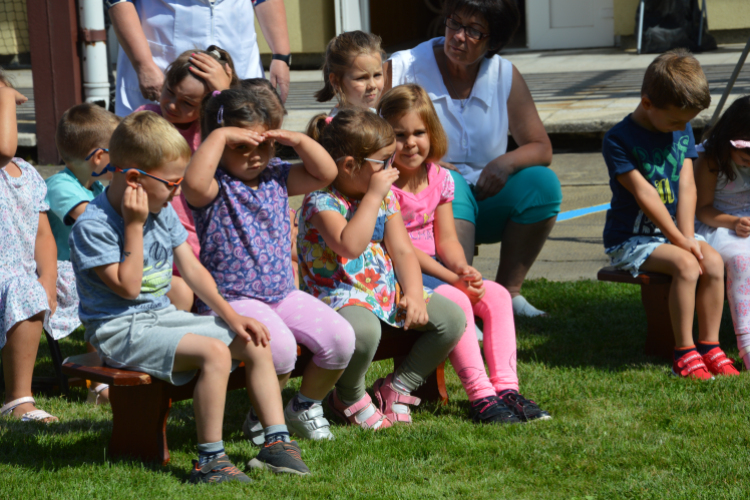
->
[373,373,421,424]
[327,390,391,430]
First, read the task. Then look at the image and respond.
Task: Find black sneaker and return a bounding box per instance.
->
[247,440,311,476]
[470,396,520,424]
[189,455,252,484]
[499,391,552,422]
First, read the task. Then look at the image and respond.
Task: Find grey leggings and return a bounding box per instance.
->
[335,293,465,404]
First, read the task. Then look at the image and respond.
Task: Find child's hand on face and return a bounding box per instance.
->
[223,127,264,150]
[367,166,400,200]
[399,295,429,330]
[227,313,271,347]
[188,52,232,91]
[122,184,149,226]
[263,129,302,148]
[735,217,750,238]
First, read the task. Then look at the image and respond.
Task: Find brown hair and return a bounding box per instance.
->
[110,111,191,171]
[307,108,395,173]
[165,45,239,92]
[444,0,520,58]
[240,78,287,128]
[201,86,283,142]
[702,95,750,182]
[641,48,710,110]
[55,103,121,164]
[315,31,384,104]
[377,84,448,162]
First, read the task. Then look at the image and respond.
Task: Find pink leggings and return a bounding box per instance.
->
[435,281,518,400]
[225,290,356,374]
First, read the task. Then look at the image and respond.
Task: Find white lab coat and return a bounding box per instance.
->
[115,0,264,116]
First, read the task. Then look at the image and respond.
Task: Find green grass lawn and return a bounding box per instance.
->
[2,279,750,500]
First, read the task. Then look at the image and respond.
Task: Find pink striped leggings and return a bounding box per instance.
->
[434,280,518,400]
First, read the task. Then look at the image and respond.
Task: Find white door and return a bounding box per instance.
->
[334,0,371,34]
[526,0,614,50]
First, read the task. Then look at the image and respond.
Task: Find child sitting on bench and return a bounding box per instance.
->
[69,111,311,483]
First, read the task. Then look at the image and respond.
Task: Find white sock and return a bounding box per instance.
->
[512,295,546,317]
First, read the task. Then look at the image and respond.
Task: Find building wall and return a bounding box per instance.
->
[255,0,336,54]
[614,0,750,36]
[0,0,29,55]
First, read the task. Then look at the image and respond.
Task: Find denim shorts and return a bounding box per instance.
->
[605,234,706,277]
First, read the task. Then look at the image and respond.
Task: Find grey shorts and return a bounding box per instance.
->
[85,305,238,386]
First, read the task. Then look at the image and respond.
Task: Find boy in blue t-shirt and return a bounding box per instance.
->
[69,111,311,483]
[602,49,738,379]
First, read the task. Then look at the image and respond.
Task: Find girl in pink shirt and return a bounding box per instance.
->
[134,46,237,310]
[380,84,551,423]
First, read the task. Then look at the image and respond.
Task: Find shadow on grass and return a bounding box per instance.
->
[509,279,738,372]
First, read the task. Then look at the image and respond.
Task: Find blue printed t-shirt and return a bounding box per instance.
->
[297,187,432,328]
[45,168,105,260]
[69,189,188,324]
[602,115,698,248]
[191,159,294,313]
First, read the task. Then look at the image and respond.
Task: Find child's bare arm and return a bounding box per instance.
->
[67,202,90,223]
[173,242,270,346]
[93,185,148,300]
[0,86,25,168]
[267,130,337,196]
[310,168,400,259]
[384,213,429,329]
[35,212,59,314]
[695,155,750,236]
[676,158,697,239]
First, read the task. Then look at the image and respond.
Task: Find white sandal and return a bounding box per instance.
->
[86,383,110,405]
[0,397,58,423]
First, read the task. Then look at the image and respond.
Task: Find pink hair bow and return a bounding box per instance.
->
[730,140,750,149]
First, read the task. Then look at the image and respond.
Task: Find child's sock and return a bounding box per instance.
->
[197,440,225,466]
[291,392,322,413]
[264,424,291,444]
[674,345,697,361]
[390,373,415,415]
[696,341,720,356]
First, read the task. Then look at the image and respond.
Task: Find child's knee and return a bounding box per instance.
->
[203,338,233,370]
[327,323,357,367]
[701,246,725,279]
[268,332,297,374]
[481,280,512,303]
[430,295,467,344]
[673,252,702,282]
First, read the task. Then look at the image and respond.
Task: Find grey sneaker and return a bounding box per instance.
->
[242,410,265,447]
[247,440,311,476]
[284,398,334,441]
[189,455,252,484]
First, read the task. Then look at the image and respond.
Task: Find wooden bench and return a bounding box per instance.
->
[62,327,447,465]
[597,266,674,360]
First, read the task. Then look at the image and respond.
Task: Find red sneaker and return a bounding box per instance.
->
[701,348,740,376]
[672,350,714,380]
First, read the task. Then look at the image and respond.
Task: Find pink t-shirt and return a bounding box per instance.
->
[390,163,454,256]
[133,104,202,264]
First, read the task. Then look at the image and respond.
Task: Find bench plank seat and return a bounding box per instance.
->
[62,326,447,465]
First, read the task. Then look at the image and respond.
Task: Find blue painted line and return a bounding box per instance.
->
[557,203,610,222]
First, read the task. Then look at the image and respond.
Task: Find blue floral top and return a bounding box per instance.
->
[297,187,431,327]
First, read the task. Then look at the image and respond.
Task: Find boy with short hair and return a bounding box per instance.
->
[602,49,738,379]
[69,111,311,483]
[47,103,120,261]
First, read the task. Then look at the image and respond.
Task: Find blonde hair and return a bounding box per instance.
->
[307,108,394,173]
[315,31,384,105]
[56,103,121,164]
[642,48,710,110]
[110,111,191,171]
[377,84,448,162]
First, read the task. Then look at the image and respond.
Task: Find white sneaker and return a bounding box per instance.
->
[284,398,334,441]
[512,295,547,317]
[242,410,265,447]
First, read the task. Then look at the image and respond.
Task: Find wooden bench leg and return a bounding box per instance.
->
[109,382,172,465]
[393,357,448,405]
[641,283,675,361]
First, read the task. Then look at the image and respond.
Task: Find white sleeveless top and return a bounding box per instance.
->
[115,0,264,116]
[389,37,513,185]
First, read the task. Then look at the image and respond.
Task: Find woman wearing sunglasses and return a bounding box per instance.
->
[384,0,561,317]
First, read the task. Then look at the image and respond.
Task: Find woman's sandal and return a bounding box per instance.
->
[327,390,392,430]
[373,373,421,424]
[0,397,58,423]
[86,383,110,405]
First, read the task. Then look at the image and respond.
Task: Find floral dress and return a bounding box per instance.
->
[0,159,81,346]
[297,186,431,327]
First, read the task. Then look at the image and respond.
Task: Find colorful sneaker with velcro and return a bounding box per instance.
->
[189,455,252,484]
[498,390,552,422]
[701,347,740,376]
[672,350,714,379]
[247,440,311,476]
[373,373,421,424]
[470,396,520,424]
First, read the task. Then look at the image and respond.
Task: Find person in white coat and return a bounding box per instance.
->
[106,0,292,116]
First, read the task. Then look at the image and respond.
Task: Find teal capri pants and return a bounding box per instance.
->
[450,167,562,244]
